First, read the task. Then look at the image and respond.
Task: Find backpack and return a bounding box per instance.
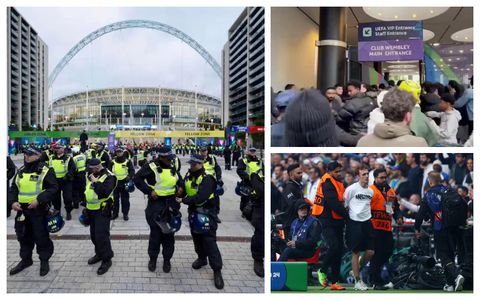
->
[441,188,468,228]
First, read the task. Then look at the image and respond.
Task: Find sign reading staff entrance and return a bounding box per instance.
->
[358,21,424,61]
[115,130,225,139]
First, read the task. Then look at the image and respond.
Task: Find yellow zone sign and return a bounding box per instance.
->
[115,130,224,138]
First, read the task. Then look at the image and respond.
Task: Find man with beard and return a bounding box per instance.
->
[281,163,304,236]
[369,168,403,290]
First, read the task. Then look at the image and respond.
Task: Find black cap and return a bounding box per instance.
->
[24,146,42,156]
[158,146,174,159]
[88,158,102,167]
[296,201,310,211]
[440,93,456,105]
[327,161,342,171]
[187,154,205,165]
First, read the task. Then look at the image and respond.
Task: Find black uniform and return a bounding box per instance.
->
[182,168,223,271]
[134,160,183,262]
[111,156,135,218]
[223,147,231,170]
[281,179,305,235]
[7,156,16,217]
[95,149,112,170]
[250,173,264,263]
[206,155,223,215]
[8,160,58,263]
[72,153,87,208]
[237,156,261,214]
[50,154,76,214]
[87,169,117,262]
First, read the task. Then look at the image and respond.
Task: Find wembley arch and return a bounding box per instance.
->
[48,19,222,87]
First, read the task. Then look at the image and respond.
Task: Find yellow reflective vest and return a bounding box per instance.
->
[15,166,49,204]
[85,170,116,210]
[148,162,178,197]
[112,160,129,181]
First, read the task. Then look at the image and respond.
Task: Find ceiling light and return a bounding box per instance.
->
[451,28,474,43]
[449,50,453,54]
[466,68,470,71]
[459,50,464,53]
[448,58,452,62]
[433,43,440,47]
[457,58,461,61]
[363,7,448,21]
[423,29,435,42]
[453,67,458,69]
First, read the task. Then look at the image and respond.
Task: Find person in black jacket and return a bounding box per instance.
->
[281,163,304,235]
[84,158,117,275]
[337,80,375,135]
[134,146,184,273]
[110,148,136,221]
[250,170,265,277]
[223,146,231,170]
[7,155,16,217]
[80,130,88,152]
[414,171,465,292]
[49,144,76,220]
[9,146,59,276]
[278,201,321,261]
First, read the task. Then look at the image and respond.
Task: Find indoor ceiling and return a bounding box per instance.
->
[297,7,473,75]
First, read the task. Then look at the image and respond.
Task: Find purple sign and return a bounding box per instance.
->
[358,21,424,62]
[359,39,424,61]
[108,132,115,152]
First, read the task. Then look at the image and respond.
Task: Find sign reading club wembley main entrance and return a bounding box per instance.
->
[358,21,424,61]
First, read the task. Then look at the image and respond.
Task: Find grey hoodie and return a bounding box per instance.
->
[426,109,462,145]
[356,121,428,147]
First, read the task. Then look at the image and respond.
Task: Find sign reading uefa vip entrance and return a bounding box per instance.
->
[358,21,424,61]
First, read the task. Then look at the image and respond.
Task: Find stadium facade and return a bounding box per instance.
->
[51,87,222,131]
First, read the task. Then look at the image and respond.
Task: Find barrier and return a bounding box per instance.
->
[271,262,308,291]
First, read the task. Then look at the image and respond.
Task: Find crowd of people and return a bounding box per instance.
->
[7,137,265,289]
[271,79,473,147]
[271,153,473,291]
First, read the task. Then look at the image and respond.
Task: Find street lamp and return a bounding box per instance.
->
[141,112,144,125]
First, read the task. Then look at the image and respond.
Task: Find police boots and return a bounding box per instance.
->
[163,260,171,273]
[40,260,50,276]
[97,260,112,275]
[214,270,224,289]
[192,257,208,269]
[9,259,33,275]
[148,257,157,272]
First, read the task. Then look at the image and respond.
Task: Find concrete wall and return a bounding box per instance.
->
[271,7,318,92]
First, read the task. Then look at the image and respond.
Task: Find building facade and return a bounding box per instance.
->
[52,87,222,131]
[224,7,265,126]
[7,7,49,131]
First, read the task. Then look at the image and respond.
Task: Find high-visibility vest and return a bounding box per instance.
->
[49,156,71,179]
[85,170,116,210]
[137,150,145,161]
[148,162,178,197]
[185,172,214,206]
[172,156,180,172]
[97,150,108,165]
[313,173,345,219]
[73,153,86,172]
[15,166,49,204]
[112,160,129,181]
[370,184,396,232]
[243,158,262,179]
[204,156,217,177]
[86,149,94,160]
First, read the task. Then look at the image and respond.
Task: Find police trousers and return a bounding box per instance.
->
[53,178,73,213]
[369,229,394,285]
[14,209,54,261]
[88,209,114,261]
[191,219,223,271]
[320,225,344,283]
[73,172,86,206]
[145,200,177,260]
[113,179,130,216]
[251,204,264,262]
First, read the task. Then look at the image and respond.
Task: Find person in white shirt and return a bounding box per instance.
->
[305,167,321,204]
[344,165,375,291]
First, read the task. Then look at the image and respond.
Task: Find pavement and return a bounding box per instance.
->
[7,154,265,293]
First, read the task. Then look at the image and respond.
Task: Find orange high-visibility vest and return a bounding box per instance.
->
[313,173,345,219]
[370,184,396,232]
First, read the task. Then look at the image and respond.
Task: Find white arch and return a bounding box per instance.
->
[48,19,222,87]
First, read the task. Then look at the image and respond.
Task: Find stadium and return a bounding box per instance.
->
[51,87,222,131]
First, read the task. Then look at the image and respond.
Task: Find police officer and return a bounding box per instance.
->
[8,146,58,276]
[179,154,224,289]
[134,146,183,273]
[94,143,111,169]
[237,147,263,214]
[85,143,96,162]
[250,167,264,277]
[111,148,135,221]
[49,144,76,220]
[85,158,117,275]
[72,148,87,209]
[172,154,181,174]
[137,146,147,168]
[200,146,223,223]
[223,146,231,171]
[415,171,465,292]
[7,155,16,217]
[369,168,402,290]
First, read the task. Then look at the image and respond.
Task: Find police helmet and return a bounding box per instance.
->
[215,184,225,196]
[79,209,90,226]
[188,211,211,234]
[46,208,64,233]
[125,180,135,193]
[155,211,182,234]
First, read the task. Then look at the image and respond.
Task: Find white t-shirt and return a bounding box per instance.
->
[305,178,320,203]
[344,182,374,222]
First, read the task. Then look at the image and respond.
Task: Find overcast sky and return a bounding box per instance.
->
[16,7,244,99]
